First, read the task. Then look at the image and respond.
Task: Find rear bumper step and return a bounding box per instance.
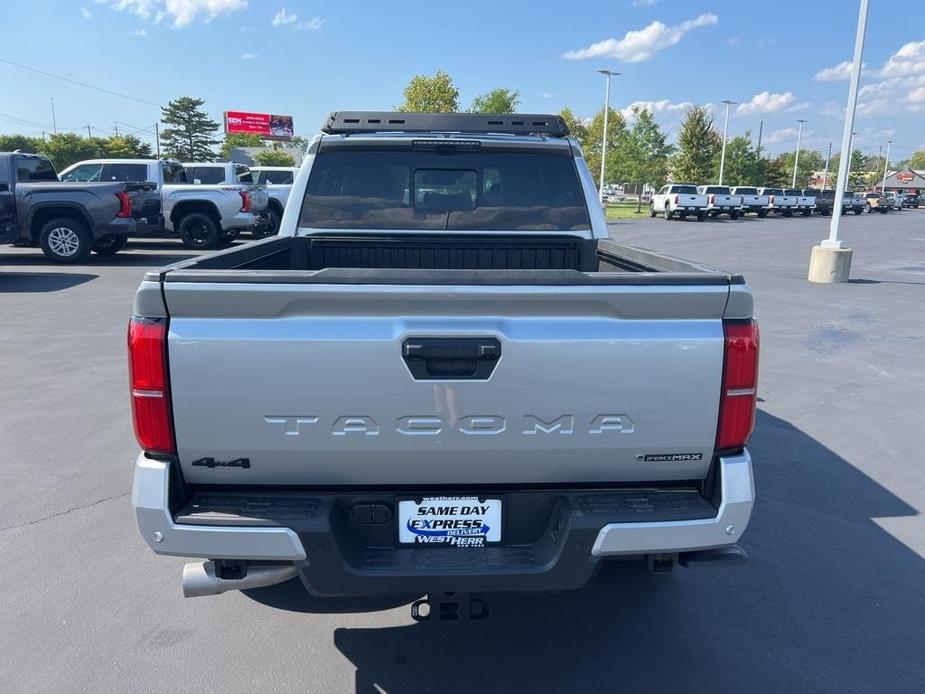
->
[132,452,754,595]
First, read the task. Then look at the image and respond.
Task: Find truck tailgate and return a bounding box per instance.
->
[163,280,728,486]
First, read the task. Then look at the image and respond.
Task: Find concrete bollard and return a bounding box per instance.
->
[808,245,853,283]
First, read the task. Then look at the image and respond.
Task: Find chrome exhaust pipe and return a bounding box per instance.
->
[182,561,298,598]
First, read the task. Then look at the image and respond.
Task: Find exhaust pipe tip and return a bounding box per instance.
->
[182,560,298,598]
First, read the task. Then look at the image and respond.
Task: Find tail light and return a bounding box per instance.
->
[769,195,775,204]
[116,191,133,218]
[673,194,679,205]
[716,319,759,452]
[239,190,252,213]
[709,194,715,205]
[128,317,175,455]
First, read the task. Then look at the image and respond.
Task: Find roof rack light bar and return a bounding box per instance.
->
[322,111,570,137]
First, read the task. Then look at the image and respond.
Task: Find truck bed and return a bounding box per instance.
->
[147,234,743,285]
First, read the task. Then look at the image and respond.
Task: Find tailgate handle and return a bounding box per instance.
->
[402,337,500,380]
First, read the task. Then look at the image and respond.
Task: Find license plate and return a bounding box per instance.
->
[398,496,501,547]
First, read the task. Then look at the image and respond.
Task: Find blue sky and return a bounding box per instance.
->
[2,0,924,161]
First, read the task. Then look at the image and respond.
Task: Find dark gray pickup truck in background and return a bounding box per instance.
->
[0,152,162,263]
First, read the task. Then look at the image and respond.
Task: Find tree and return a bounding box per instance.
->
[761,155,789,187]
[828,149,867,188]
[774,149,825,188]
[254,149,296,167]
[469,88,520,114]
[559,107,588,147]
[583,107,627,187]
[670,106,721,183]
[289,136,310,154]
[397,71,459,112]
[102,134,152,159]
[0,134,44,154]
[910,150,925,170]
[720,133,762,186]
[616,107,672,203]
[160,96,220,161]
[40,133,104,169]
[220,132,264,159]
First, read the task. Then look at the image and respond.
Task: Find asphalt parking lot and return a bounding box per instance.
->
[1,211,923,693]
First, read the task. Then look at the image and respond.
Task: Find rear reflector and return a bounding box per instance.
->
[128,317,175,455]
[716,320,759,452]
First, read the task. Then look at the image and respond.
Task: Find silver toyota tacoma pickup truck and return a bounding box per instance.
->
[130,112,759,615]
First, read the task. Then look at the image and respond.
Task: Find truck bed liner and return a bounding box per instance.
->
[149,234,743,286]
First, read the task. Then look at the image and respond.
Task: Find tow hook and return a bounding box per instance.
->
[410,593,490,622]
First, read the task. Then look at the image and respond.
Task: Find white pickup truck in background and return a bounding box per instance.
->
[650,184,708,221]
[59,158,269,248]
[785,188,816,217]
[251,166,299,235]
[730,187,770,217]
[757,187,797,217]
[698,186,743,219]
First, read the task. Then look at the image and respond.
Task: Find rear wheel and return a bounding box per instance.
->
[696,211,706,222]
[679,212,688,220]
[92,235,128,255]
[649,204,657,218]
[38,217,92,264]
[757,209,768,218]
[783,209,793,218]
[663,205,673,221]
[178,212,220,249]
[801,210,811,217]
[730,210,740,220]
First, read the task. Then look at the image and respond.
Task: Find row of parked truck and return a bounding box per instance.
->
[649,184,916,221]
[0,151,298,262]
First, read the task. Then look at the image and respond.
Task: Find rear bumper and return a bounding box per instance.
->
[132,451,754,595]
[223,210,266,231]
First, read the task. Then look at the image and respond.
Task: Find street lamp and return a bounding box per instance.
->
[808,0,869,284]
[718,100,736,185]
[792,119,808,188]
[596,69,620,203]
[881,139,892,193]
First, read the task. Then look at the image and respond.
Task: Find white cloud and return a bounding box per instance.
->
[815,60,852,81]
[881,40,925,78]
[272,7,297,26]
[240,52,256,60]
[727,36,741,47]
[298,16,325,30]
[855,42,925,116]
[562,13,718,63]
[757,37,775,49]
[132,28,147,35]
[542,92,552,99]
[81,6,92,18]
[100,0,246,28]
[764,127,805,145]
[621,99,691,120]
[631,0,658,6]
[736,91,797,116]
[272,8,324,30]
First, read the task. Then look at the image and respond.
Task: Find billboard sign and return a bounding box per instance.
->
[224,111,294,140]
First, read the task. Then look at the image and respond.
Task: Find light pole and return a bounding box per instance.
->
[792,119,807,188]
[881,139,892,193]
[809,0,869,283]
[822,142,832,191]
[596,69,620,203]
[846,130,859,188]
[718,100,736,185]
